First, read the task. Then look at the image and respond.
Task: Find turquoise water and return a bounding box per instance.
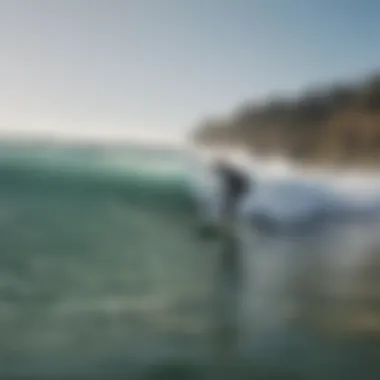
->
[0,143,220,378]
[1,142,380,379]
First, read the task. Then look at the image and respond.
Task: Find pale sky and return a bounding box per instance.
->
[0,0,379,142]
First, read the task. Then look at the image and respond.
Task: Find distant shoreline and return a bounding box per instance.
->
[191,72,380,168]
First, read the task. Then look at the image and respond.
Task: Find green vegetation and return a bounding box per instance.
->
[191,73,380,166]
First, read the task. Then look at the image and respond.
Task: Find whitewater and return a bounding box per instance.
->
[1,141,380,379]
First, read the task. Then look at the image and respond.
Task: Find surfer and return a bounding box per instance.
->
[213,159,251,219]
[198,158,251,239]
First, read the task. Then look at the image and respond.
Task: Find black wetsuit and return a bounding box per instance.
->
[198,162,250,239]
[214,163,250,219]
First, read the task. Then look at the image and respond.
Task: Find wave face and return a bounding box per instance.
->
[1,142,380,379]
[0,142,219,378]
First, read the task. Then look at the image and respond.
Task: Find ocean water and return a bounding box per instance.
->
[1,142,380,379]
[0,143,216,378]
